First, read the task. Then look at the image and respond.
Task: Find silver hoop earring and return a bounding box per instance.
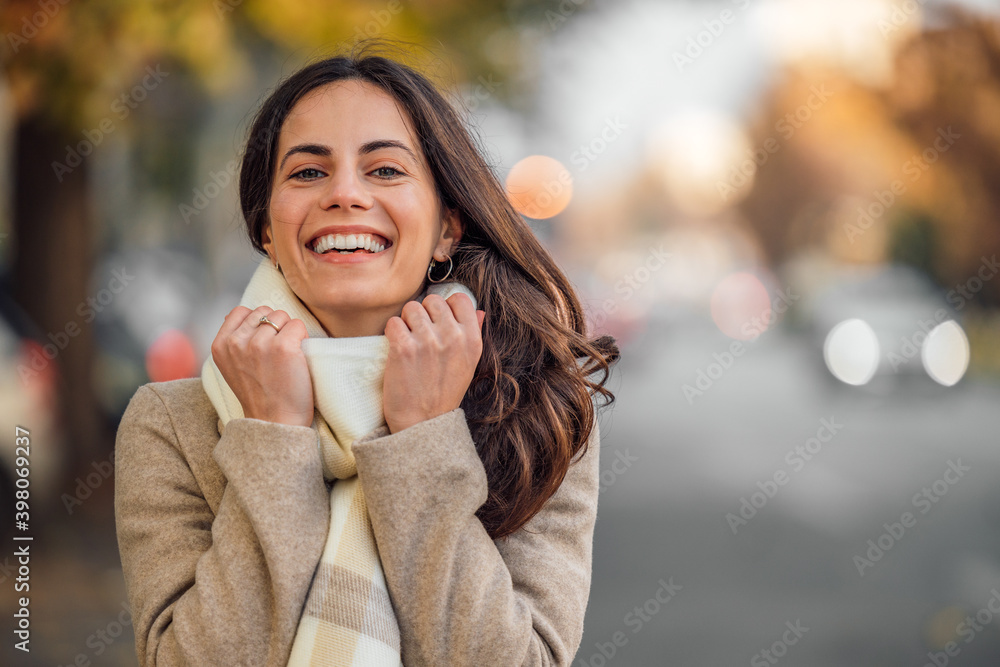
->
[427,256,453,283]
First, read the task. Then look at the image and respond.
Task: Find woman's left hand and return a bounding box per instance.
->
[382,292,486,434]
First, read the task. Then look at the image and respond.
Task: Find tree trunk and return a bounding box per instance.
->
[13,112,104,500]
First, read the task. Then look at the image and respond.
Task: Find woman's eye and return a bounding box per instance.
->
[291,168,323,180]
[372,166,402,179]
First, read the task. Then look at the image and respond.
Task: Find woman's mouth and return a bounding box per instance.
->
[319,248,378,255]
[308,232,391,256]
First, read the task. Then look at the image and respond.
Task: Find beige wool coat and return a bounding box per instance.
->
[114,378,602,666]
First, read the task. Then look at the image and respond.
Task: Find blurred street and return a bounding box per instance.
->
[583,313,1000,665]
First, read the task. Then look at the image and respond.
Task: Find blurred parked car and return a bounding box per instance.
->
[800,264,969,391]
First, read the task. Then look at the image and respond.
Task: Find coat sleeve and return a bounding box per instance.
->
[352,408,602,666]
[114,384,331,667]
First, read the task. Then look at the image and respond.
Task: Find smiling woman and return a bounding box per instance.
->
[114,43,619,667]
[263,78,462,340]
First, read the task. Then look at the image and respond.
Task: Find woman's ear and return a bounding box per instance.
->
[435,208,463,258]
[262,224,277,266]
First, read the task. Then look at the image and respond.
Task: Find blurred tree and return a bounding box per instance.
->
[736,6,1000,307]
[889,210,939,280]
[1,0,548,491]
[884,8,1000,301]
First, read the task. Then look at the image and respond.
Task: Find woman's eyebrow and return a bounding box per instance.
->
[359,139,418,163]
[278,143,330,172]
[278,139,418,172]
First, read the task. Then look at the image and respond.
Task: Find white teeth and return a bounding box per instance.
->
[311,233,388,254]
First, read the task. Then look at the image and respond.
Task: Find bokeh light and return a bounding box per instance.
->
[710,272,773,340]
[923,606,966,650]
[823,318,881,385]
[145,329,198,382]
[922,320,970,387]
[18,339,59,411]
[505,155,573,219]
[647,110,754,216]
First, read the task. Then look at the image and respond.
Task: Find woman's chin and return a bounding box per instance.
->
[310,290,392,314]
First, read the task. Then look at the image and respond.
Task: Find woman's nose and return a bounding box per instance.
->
[319,166,374,210]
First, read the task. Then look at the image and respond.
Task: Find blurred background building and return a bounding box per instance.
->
[1,0,999,664]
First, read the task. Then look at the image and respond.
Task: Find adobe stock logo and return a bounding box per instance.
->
[574,577,683,667]
[672,0,753,73]
[843,126,960,244]
[569,117,628,172]
[853,459,970,577]
[681,286,800,405]
[51,66,170,181]
[17,267,136,383]
[5,0,71,54]
[751,620,809,666]
[725,417,843,535]
[922,587,1000,666]
[598,449,638,494]
[62,450,116,514]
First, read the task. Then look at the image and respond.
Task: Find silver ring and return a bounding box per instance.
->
[259,315,281,333]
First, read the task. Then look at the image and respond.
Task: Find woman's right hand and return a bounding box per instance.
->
[210,306,315,428]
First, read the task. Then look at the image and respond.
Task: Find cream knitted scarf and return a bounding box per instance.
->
[200,257,477,666]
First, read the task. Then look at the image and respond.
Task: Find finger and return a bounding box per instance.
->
[383,315,411,343]
[218,306,253,337]
[443,292,477,326]
[274,316,308,340]
[400,299,432,331]
[421,293,456,324]
[241,305,276,328]
[218,306,272,343]
[252,309,291,337]
[231,306,278,341]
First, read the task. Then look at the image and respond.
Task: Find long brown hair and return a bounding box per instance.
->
[239,44,620,540]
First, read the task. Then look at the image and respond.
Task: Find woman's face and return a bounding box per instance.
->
[263,79,461,337]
